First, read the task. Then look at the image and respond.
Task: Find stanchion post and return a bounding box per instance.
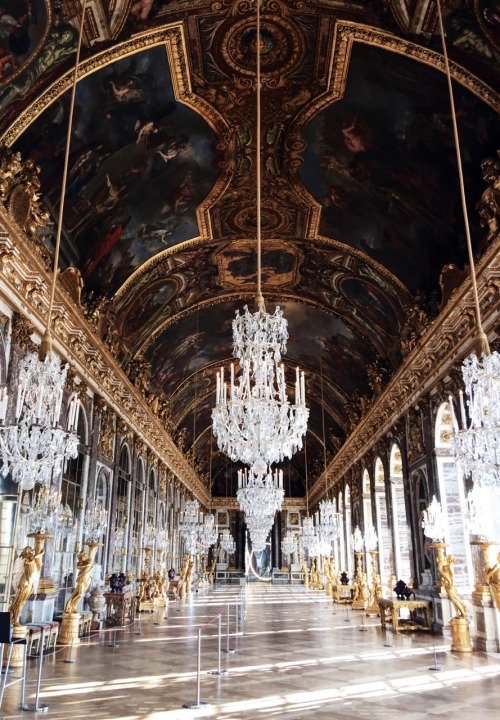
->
[183,628,210,709]
[64,636,76,664]
[24,627,49,713]
[235,598,239,636]
[209,613,228,676]
[109,627,119,648]
[223,603,235,654]
[384,627,393,647]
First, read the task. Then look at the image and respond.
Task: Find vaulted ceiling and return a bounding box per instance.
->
[2,0,498,497]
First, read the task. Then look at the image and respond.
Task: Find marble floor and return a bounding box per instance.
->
[1,584,500,719]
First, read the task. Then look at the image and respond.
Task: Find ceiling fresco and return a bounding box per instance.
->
[13,44,219,295]
[300,42,498,292]
[2,0,499,496]
[0,1,50,88]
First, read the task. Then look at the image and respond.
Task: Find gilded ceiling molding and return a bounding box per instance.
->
[308,234,500,505]
[0,205,210,505]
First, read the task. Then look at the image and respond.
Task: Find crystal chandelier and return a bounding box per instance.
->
[212,0,308,475]
[432,0,500,490]
[219,528,236,556]
[237,466,284,518]
[0,356,80,490]
[179,499,202,555]
[199,512,218,548]
[83,502,108,544]
[246,517,272,553]
[0,8,87,491]
[450,355,500,488]
[318,499,341,545]
[29,485,61,535]
[422,495,446,542]
[281,531,297,557]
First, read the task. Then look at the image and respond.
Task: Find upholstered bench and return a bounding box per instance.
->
[26,622,59,656]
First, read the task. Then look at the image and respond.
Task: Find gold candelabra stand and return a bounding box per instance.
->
[365,550,382,615]
[472,540,500,610]
[139,546,155,611]
[60,540,101,646]
[352,551,366,609]
[430,542,472,652]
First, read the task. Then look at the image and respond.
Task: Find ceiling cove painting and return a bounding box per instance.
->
[0,1,50,89]
[299,43,498,293]
[13,44,219,295]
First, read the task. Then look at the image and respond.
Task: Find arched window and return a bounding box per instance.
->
[131,458,145,576]
[389,443,412,582]
[373,457,392,583]
[345,486,352,577]
[146,468,156,527]
[434,401,473,592]
[115,443,131,572]
[94,468,109,570]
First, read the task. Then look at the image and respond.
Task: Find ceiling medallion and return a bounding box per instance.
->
[219,15,304,78]
[231,202,286,234]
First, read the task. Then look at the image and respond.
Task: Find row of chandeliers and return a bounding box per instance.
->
[211,0,309,554]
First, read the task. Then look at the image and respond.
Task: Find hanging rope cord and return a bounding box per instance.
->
[255,0,264,308]
[42,2,87,355]
[435,0,489,357]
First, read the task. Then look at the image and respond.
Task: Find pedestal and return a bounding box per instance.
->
[2,625,28,669]
[471,590,500,652]
[450,616,473,653]
[58,612,81,646]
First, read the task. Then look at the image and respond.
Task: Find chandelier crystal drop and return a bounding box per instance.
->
[0,351,80,490]
[449,352,500,489]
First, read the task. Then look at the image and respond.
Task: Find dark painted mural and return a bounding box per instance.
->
[300,43,498,292]
[14,45,218,295]
[0,1,49,87]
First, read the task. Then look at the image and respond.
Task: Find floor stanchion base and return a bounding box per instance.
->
[23,704,49,713]
[222,649,235,654]
[183,701,211,709]
[208,669,228,675]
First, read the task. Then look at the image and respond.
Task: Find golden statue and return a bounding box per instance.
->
[301,558,309,588]
[437,553,468,619]
[486,552,500,610]
[65,543,99,615]
[9,540,45,627]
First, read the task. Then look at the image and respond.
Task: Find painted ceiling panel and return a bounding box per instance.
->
[14,44,218,294]
[300,43,498,291]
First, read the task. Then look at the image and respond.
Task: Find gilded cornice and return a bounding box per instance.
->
[308,235,500,505]
[0,205,210,505]
[210,496,307,512]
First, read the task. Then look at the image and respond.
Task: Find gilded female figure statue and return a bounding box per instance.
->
[9,542,45,627]
[486,552,500,610]
[437,554,468,619]
[65,544,99,614]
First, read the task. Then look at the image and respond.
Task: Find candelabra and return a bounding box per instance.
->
[422,496,472,652]
[352,526,366,610]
